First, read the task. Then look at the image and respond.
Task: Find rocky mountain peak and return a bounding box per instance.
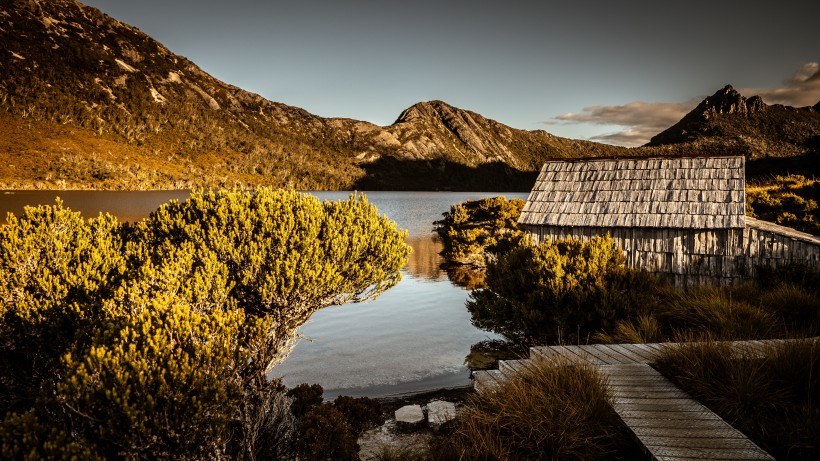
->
[394,100,454,124]
[700,85,766,118]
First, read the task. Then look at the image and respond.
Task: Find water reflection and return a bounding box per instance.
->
[445,265,487,290]
[404,236,447,282]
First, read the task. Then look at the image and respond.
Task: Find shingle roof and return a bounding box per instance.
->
[518,156,746,229]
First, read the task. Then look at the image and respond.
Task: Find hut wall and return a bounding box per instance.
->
[523,224,820,284]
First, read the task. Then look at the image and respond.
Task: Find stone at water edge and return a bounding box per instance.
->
[425,400,456,429]
[395,405,425,431]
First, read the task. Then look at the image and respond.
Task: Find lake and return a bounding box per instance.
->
[0,190,529,399]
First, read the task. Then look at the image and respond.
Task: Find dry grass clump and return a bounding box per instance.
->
[402,360,635,461]
[598,275,820,344]
[654,339,820,461]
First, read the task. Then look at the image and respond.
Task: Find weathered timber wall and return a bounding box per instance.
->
[523,224,820,284]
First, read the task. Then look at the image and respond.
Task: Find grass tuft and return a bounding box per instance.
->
[654,339,820,461]
[447,360,633,460]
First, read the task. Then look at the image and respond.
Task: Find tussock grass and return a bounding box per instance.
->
[599,277,820,344]
[441,360,633,460]
[655,339,820,461]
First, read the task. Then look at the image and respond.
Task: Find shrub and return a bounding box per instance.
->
[287,383,325,419]
[467,236,656,345]
[434,196,525,266]
[332,395,385,435]
[297,404,359,461]
[0,190,410,459]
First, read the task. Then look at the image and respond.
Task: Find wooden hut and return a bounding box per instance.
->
[518,155,820,284]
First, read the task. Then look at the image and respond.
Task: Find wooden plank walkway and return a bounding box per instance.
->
[473,339,791,461]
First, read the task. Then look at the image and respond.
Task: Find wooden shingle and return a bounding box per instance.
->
[518,156,746,229]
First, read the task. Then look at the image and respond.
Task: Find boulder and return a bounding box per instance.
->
[394,404,425,432]
[425,400,456,430]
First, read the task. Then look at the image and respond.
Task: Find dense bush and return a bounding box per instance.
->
[0,189,410,459]
[434,196,526,266]
[467,236,655,345]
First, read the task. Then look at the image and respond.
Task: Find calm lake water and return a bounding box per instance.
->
[0,190,528,398]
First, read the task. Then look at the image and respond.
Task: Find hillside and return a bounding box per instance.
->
[0,0,630,191]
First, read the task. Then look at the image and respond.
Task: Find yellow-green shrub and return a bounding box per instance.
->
[434,196,525,266]
[467,236,655,345]
[0,189,410,459]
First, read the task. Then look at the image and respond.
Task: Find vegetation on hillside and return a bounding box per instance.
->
[746,174,820,235]
[0,190,409,459]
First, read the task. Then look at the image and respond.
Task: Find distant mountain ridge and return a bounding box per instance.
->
[0,0,628,190]
[0,0,818,190]
[648,85,820,158]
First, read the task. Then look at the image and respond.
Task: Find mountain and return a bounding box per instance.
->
[1,0,817,191]
[648,85,820,159]
[0,0,628,191]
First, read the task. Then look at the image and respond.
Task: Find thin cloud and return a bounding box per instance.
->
[739,62,820,107]
[548,101,694,147]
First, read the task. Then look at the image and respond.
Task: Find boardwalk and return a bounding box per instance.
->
[473,340,783,461]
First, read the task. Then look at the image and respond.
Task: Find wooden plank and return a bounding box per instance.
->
[638,436,764,450]
[600,344,650,363]
[651,446,773,460]
[628,343,664,361]
[583,344,631,364]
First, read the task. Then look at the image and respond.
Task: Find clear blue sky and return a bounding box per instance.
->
[81,0,820,146]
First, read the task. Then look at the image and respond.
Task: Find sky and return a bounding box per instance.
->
[81,0,820,147]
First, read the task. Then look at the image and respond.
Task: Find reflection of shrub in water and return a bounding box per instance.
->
[404,236,447,282]
[445,264,487,289]
[464,339,525,370]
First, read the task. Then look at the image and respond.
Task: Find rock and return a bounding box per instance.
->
[394,404,425,431]
[425,400,456,430]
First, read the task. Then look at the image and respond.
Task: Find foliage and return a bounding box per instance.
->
[434,196,526,266]
[467,236,654,345]
[0,190,409,459]
[286,383,325,419]
[430,360,632,460]
[655,340,820,461]
[134,189,410,369]
[0,201,128,414]
[332,395,385,435]
[297,404,359,461]
[746,174,820,235]
[283,385,384,461]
